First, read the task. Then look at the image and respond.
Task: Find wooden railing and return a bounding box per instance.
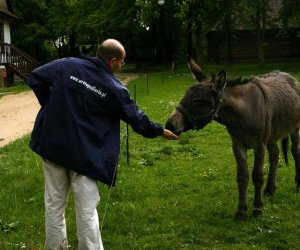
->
[0,43,40,80]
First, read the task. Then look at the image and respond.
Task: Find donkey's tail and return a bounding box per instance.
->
[281,137,289,165]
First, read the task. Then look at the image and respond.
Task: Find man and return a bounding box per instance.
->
[28,39,178,249]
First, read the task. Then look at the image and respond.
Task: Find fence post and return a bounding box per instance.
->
[126,83,137,165]
[147,72,149,95]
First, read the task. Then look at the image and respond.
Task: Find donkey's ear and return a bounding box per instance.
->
[187,58,207,82]
[212,70,227,92]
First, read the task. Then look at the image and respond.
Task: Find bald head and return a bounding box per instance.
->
[96,39,126,61]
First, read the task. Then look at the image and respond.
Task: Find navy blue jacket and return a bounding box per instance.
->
[28,56,163,186]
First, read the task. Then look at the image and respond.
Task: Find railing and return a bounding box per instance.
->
[0,43,40,80]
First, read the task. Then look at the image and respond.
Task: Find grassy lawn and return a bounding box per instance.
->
[0,84,30,99]
[0,62,300,249]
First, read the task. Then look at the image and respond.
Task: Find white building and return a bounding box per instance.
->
[0,0,39,87]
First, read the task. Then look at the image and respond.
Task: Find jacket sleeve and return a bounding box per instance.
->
[116,87,164,138]
[28,61,59,106]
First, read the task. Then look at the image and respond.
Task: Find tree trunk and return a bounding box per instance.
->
[256,28,265,66]
[224,0,234,64]
[126,29,140,69]
[195,21,204,63]
[69,32,78,57]
[187,6,193,59]
[255,1,266,66]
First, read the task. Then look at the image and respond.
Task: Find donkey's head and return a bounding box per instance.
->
[165,59,227,136]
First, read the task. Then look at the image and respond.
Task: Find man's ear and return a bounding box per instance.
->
[212,70,227,93]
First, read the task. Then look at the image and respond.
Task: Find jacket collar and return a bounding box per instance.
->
[79,55,113,74]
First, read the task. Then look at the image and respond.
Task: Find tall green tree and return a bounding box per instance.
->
[44,0,78,58]
[11,0,79,61]
[98,0,141,65]
[136,0,184,65]
[220,0,235,63]
[10,0,287,66]
[136,0,223,65]
[280,0,300,27]
[11,0,50,62]
[253,0,270,66]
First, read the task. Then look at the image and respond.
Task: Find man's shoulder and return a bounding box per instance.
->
[60,56,88,65]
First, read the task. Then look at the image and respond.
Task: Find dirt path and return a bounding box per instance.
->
[0,91,39,147]
[0,74,140,148]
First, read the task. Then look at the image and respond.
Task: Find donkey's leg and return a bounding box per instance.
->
[290,129,300,191]
[252,143,266,217]
[264,143,279,196]
[232,141,249,219]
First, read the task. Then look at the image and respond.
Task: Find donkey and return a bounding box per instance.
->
[166,58,300,218]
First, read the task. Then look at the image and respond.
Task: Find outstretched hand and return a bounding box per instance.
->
[162,129,179,140]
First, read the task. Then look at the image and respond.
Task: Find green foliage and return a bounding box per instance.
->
[1,62,300,248]
[9,0,300,65]
[10,0,50,61]
[280,0,300,27]
[0,85,30,99]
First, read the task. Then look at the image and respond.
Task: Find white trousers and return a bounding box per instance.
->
[43,159,104,250]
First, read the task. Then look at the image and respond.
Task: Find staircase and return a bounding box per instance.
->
[0,42,39,83]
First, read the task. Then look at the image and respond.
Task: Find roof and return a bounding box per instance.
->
[0,0,18,22]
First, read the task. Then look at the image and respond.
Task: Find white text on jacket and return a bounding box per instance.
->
[70,75,107,98]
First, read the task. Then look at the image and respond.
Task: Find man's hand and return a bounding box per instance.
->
[162,129,179,140]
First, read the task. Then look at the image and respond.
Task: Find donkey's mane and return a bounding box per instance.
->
[227,76,252,86]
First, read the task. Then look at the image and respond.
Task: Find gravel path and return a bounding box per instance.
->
[0,91,39,147]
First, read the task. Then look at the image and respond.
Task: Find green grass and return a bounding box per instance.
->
[0,84,30,99]
[1,62,300,249]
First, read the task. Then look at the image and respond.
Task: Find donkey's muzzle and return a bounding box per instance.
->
[165,120,182,136]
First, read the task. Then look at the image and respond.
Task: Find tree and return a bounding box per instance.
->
[44,0,81,58]
[280,0,300,27]
[11,0,50,62]
[136,0,223,65]
[220,0,235,63]
[97,0,141,65]
[253,0,270,66]
[136,0,183,66]
[10,0,287,66]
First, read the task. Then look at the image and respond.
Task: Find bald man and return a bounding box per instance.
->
[96,39,126,73]
[28,39,178,249]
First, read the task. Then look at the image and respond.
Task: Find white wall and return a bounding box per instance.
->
[3,22,11,43]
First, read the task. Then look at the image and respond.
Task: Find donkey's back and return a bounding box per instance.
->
[250,71,300,143]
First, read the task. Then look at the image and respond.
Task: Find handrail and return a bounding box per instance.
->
[0,42,40,80]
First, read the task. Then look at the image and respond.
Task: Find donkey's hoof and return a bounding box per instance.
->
[235,211,247,220]
[253,208,263,217]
